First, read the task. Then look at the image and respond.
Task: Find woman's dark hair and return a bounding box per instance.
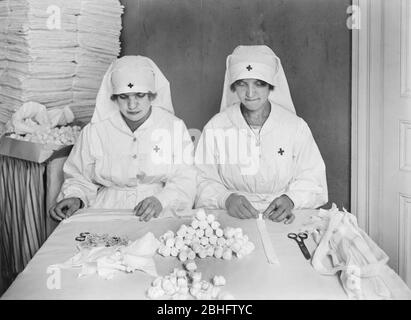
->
[111,92,157,101]
[230,80,274,92]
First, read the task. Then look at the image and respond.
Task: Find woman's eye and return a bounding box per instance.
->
[256,81,266,87]
[237,81,246,87]
[119,95,127,100]
[136,93,147,98]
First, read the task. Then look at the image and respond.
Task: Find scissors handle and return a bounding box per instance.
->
[288,233,311,260]
[298,232,308,239]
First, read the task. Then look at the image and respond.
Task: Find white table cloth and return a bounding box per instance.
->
[0,209,366,299]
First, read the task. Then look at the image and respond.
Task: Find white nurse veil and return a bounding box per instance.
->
[220,45,296,114]
[91,55,175,124]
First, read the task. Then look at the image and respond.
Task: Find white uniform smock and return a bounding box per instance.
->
[57,107,197,211]
[195,103,328,211]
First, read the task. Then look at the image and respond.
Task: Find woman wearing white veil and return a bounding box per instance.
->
[50,56,196,222]
[195,45,328,223]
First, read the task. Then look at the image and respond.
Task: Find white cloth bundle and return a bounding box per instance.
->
[5,101,74,134]
[49,232,160,280]
[300,204,411,300]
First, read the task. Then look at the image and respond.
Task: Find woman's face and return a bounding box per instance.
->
[234,79,270,111]
[116,92,152,122]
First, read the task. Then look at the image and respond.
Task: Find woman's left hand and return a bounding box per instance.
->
[263,194,295,224]
[134,196,163,221]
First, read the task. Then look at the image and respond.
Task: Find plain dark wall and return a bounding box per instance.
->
[119,0,351,209]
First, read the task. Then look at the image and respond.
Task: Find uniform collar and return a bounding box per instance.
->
[227,102,278,135]
[109,107,155,136]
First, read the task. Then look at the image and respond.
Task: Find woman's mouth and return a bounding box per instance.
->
[127,110,140,115]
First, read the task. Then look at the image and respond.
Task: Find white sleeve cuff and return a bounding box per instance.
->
[217,190,235,210]
[283,191,301,210]
[57,190,89,208]
[154,192,173,211]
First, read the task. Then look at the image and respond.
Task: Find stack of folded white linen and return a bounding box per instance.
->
[0,0,11,124]
[0,0,123,127]
[0,0,5,134]
[0,0,8,71]
[0,0,79,124]
[71,0,123,123]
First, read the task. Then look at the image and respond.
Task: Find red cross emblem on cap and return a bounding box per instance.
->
[246,65,253,71]
[128,83,134,88]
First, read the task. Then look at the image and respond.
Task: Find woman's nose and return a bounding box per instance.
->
[128,96,138,108]
[246,85,254,97]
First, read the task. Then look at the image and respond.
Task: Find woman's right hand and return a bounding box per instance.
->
[49,197,83,222]
[225,193,259,219]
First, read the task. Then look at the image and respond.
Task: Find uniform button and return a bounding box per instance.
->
[133,137,137,142]
[132,154,137,159]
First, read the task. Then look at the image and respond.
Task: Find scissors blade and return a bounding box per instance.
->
[256,214,280,265]
[298,241,312,260]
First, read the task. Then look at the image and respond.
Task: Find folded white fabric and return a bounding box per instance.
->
[49,232,160,280]
[63,208,196,224]
[300,204,411,300]
[62,210,140,224]
[0,0,123,127]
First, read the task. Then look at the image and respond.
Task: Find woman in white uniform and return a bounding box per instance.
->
[50,56,196,222]
[195,45,328,223]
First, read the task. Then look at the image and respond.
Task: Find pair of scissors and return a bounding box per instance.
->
[287,232,311,260]
[75,232,90,242]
